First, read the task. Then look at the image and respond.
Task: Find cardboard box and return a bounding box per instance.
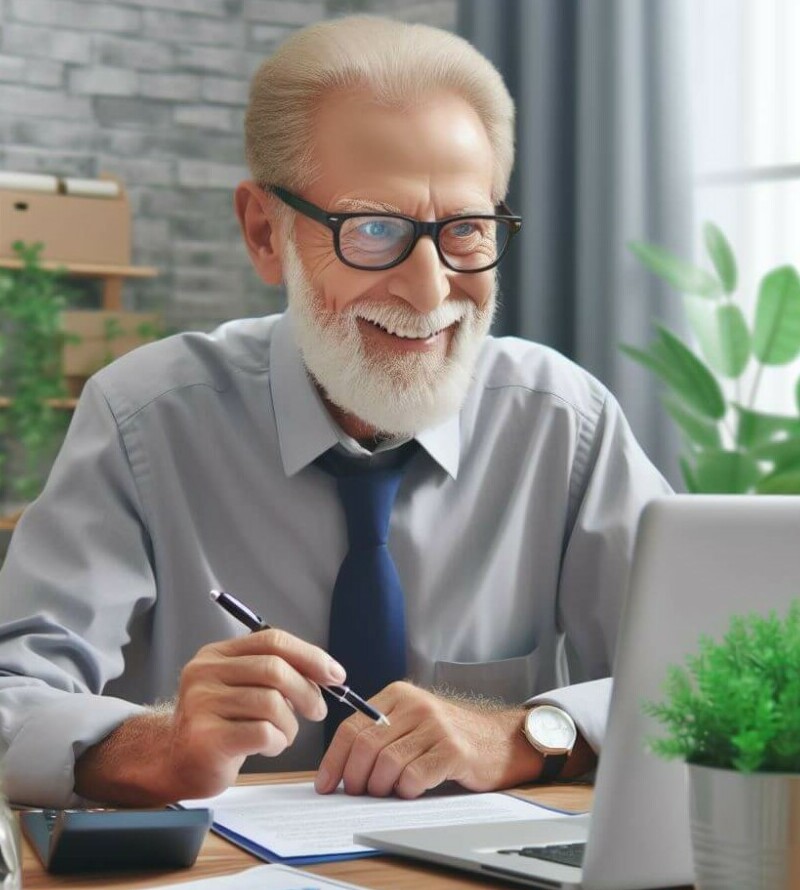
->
[0,187,131,266]
[61,310,161,380]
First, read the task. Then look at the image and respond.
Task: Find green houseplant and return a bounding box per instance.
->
[646,603,800,889]
[622,224,800,494]
[0,241,74,514]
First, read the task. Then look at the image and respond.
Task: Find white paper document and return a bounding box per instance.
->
[182,781,566,859]
[160,863,365,890]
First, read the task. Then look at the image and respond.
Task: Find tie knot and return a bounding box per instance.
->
[316,445,415,548]
[338,468,404,547]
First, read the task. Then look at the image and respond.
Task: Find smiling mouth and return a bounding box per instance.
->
[360,318,453,340]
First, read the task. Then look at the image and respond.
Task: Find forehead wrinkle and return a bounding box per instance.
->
[334,197,403,213]
[333,197,493,217]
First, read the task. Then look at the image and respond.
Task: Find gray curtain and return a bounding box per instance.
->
[458,0,692,485]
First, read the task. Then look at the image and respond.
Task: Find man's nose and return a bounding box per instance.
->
[386,235,450,313]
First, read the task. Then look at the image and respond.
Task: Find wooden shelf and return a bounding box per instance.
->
[0,258,157,310]
[0,397,78,410]
[0,512,22,531]
[0,258,157,278]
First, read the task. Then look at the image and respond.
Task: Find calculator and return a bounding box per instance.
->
[20,807,213,873]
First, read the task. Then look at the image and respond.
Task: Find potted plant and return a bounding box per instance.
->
[0,241,74,520]
[645,602,800,889]
[0,242,166,533]
[622,223,800,494]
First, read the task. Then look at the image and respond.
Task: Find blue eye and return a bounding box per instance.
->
[356,220,405,241]
[340,216,412,259]
[450,222,477,237]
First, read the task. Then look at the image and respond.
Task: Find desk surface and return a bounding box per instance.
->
[21,772,594,890]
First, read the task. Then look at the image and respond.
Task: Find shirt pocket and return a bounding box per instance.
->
[432,648,541,705]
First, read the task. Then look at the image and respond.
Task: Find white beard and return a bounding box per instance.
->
[283,235,496,437]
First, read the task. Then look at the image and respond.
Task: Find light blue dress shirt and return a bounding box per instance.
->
[0,312,671,806]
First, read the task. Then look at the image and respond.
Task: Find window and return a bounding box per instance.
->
[690,0,800,414]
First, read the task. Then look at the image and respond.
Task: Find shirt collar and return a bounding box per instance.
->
[270,312,461,479]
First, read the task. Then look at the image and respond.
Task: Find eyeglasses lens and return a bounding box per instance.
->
[339,217,413,267]
[338,216,511,271]
[440,218,510,271]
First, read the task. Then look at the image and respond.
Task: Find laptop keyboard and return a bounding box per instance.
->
[497,842,586,868]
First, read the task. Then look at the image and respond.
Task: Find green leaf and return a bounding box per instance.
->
[619,341,725,420]
[629,241,721,297]
[752,266,800,365]
[619,343,672,378]
[703,222,737,293]
[662,395,722,449]
[651,326,727,419]
[756,470,800,494]
[734,404,800,448]
[693,449,761,493]
[684,296,751,378]
[751,438,800,471]
[103,317,124,340]
[644,603,800,770]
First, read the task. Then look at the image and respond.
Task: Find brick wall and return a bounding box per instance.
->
[0,0,457,330]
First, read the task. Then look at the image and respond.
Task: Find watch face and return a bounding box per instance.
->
[526,706,577,753]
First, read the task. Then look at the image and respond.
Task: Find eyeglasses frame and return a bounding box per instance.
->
[267,185,522,273]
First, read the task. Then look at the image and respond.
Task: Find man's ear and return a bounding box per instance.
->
[234,181,285,285]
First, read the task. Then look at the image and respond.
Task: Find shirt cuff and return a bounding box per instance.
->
[526,677,613,754]
[3,694,146,807]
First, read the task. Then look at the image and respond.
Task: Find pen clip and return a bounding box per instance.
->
[326,684,351,703]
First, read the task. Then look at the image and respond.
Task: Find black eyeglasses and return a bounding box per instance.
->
[268,185,522,273]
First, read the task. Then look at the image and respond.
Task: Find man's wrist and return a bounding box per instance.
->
[490,708,546,787]
[510,705,596,784]
[522,705,576,781]
[74,710,179,806]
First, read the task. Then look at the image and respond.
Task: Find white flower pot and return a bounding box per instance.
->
[688,762,800,890]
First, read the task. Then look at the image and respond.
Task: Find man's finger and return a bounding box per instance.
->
[213,628,346,685]
[315,683,416,794]
[393,741,454,799]
[340,722,424,796]
[204,685,303,737]
[193,713,294,761]
[315,712,377,793]
[364,731,435,797]
[184,654,327,722]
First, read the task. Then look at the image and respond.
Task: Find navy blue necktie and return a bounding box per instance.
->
[317,445,416,741]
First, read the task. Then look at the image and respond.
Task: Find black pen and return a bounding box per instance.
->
[209,588,390,727]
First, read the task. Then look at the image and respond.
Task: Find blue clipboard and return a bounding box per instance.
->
[208,821,382,867]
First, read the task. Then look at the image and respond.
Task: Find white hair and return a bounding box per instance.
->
[245,14,515,229]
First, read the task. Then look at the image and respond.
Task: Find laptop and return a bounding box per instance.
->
[356,495,800,889]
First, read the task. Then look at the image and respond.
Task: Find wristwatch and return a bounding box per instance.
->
[523,705,577,781]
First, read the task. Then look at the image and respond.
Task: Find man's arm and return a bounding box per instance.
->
[0,381,342,808]
[75,629,344,805]
[548,393,672,750]
[314,682,595,798]
[0,380,158,806]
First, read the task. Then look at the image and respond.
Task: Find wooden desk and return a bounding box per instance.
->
[21,772,594,890]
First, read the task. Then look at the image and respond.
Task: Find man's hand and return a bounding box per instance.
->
[314,682,545,799]
[75,629,346,805]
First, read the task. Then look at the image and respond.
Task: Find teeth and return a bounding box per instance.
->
[355,303,465,340]
[370,320,439,339]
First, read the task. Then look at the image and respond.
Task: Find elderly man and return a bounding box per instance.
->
[0,16,670,808]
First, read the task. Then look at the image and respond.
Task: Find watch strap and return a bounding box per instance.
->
[538,751,568,782]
